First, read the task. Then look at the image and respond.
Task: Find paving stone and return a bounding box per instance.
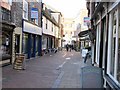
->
[2,50,93,88]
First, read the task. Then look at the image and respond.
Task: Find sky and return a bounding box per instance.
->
[43,0,87,18]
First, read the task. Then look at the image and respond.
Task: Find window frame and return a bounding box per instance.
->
[107,6,120,86]
[95,23,101,65]
[23,0,28,20]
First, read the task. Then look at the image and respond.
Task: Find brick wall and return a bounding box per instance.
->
[11,2,23,27]
[28,2,42,27]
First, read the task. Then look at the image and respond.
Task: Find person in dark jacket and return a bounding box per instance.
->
[66,44,69,52]
[84,47,91,63]
[69,45,72,52]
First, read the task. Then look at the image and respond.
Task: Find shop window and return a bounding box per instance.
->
[36,36,39,55]
[23,0,28,20]
[110,11,117,77]
[117,13,120,83]
[2,32,10,55]
[102,18,106,69]
[42,36,47,49]
[117,35,120,82]
[107,9,120,86]
[95,23,101,65]
[31,35,34,54]
[23,34,28,54]
[31,18,38,25]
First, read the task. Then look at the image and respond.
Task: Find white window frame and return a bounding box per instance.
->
[95,23,101,65]
[23,0,28,20]
[102,18,106,69]
[8,0,12,5]
[107,6,120,86]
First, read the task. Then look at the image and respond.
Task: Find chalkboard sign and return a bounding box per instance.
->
[13,54,25,70]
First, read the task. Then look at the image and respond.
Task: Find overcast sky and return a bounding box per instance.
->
[43,0,87,18]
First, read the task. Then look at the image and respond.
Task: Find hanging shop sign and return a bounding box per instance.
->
[84,17,90,26]
[31,8,38,19]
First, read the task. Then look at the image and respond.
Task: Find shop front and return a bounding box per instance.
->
[105,4,120,89]
[1,22,15,66]
[23,20,42,59]
[42,34,55,54]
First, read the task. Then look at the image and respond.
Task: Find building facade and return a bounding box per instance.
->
[22,1,42,59]
[51,12,63,50]
[11,1,23,63]
[1,0,16,66]
[11,0,42,60]
[63,18,75,47]
[86,1,120,89]
[42,3,59,53]
[74,9,88,51]
[1,0,62,65]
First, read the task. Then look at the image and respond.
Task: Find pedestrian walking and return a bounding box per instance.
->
[69,45,72,52]
[84,52,89,63]
[71,45,74,50]
[84,48,91,63]
[66,44,69,52]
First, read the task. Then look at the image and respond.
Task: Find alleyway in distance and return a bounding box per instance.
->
[2,50,91,88]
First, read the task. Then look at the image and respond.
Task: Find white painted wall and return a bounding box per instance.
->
[51,13,59,23]
[42,16,57,36]
[55,26,59,38]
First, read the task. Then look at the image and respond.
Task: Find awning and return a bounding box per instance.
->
[78,30,90,37]
[1,21,16,32]
[78,29,96,42]
[80,38,89,41]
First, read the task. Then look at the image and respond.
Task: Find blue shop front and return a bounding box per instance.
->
[23,20,42,59]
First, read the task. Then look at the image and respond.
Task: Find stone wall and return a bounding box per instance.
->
[11,2,23,27]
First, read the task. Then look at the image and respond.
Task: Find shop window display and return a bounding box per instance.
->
[36,36,39,55]
[117,37,120,82]
[2,32,10,55]
[110,11,117,76]
[117,13,120,83]
[23,34,28,54]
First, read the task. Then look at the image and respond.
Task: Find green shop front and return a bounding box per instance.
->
[23,20,42,59]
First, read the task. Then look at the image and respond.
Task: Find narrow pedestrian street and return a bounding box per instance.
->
[2,50,91,88]
[1,0,120,89]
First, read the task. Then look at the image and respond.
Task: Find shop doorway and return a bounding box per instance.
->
[15,34,20,53]
[2,31,12,65]
[31,34,36,57]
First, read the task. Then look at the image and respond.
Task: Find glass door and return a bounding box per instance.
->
[31,34,35,57]
[15,35,20,53]
[36,36,39,56]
